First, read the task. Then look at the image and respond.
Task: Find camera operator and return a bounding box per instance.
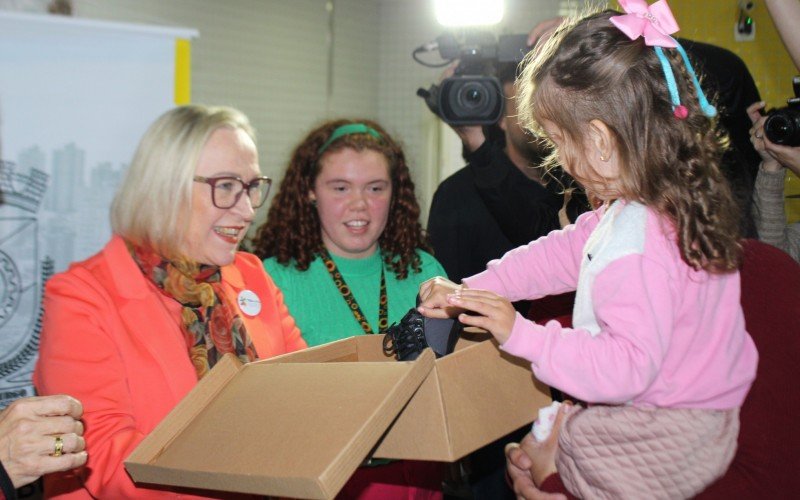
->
[748,101,800,262]
[427,61,587,287]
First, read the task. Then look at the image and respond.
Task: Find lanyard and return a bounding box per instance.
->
[319,248,388,335]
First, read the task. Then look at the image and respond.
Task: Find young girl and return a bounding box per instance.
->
[419,4,758,499]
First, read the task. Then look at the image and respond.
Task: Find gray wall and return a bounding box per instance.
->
[43,0,570,224]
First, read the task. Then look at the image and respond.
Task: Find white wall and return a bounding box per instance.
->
[8,0,571,225]
[375,0,566,220]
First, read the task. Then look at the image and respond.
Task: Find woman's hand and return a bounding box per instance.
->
[0,395,87,488]
[520,403,570,487]
[748,101,781,171]
[445,288,516,344]
[505,403,574,500]
[748,101,800,176]
[505,402,573,499]
[417,276,465,319]
[506,442,568,499]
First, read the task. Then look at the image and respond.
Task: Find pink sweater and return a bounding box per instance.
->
[464,201,757,409]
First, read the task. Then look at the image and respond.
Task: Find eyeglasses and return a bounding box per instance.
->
[193,175,272,209]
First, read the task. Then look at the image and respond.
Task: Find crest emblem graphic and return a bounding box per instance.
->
[0,159,51,408]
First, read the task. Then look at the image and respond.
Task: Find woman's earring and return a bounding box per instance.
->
[599,154,608,162]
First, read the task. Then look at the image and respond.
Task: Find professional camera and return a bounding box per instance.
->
[764,76,800,147]
[414,31,530,126]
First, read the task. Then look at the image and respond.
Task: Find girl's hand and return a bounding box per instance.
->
[446,288,516,344]
[418,276,465,319]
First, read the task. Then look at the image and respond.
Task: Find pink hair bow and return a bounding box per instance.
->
[611,0,679,48]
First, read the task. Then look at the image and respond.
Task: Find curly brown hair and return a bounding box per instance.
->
[518,10,742,272]
[250,118,431,279]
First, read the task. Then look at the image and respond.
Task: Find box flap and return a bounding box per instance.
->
[437,337,551,460]
[126,354,244,470]
[372,331,551,461]
[126,349,435,499]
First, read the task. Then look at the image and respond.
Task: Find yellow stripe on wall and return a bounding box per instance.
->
[612,0,799,222]
[668,0,799,222]
[174,38,191,105]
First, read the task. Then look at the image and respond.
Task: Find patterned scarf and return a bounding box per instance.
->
[127,242,257,379]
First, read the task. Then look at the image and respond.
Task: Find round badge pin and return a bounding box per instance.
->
[237,290,262,317]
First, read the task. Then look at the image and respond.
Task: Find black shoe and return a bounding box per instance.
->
[383,305,463,361]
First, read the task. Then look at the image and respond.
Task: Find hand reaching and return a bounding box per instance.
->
[418,276,465,319]
[445,288,516,344]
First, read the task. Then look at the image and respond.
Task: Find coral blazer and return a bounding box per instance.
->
[34,236,306,499]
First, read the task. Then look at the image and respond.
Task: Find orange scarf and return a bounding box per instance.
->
[128,242,257,379]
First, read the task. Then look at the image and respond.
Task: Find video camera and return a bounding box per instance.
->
[414,31,530,126]
[764,76,800,147]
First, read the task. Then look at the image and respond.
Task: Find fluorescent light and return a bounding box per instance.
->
[434,0,505,27]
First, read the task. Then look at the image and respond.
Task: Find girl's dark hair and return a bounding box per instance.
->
[518,10,742,272]
[251,118,430,279]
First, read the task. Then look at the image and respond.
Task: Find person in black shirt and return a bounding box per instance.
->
[427,63,586,290]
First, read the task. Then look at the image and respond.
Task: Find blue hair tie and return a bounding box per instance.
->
[654,38,717,119]
[673,41,717,118]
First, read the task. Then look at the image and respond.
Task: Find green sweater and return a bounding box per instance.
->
[264,250,446,347]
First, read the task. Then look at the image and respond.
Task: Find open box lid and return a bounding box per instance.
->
[125,348,435,499]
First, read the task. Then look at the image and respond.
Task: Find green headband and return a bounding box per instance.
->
[318,123,382,154]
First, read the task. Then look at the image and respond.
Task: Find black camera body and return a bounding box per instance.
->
[416,31,530,126]
[764,76,800,147]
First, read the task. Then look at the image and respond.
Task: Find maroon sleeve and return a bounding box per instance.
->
[540,473,579,499]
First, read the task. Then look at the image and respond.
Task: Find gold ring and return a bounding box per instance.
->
[755,132,763,139]
[52,436,64,457]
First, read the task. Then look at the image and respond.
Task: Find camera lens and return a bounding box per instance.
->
[439,76,504,125]
[447,80,498,120]
[458,83,487,110]
[764,107,800,147]
[465,88,482,104]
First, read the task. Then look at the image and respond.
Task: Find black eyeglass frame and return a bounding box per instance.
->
[193,175,272,209]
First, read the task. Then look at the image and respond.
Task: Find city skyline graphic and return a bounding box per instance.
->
[0,11,179,407]
[1,113,128,408]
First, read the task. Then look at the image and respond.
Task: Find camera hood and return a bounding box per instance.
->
[418,76,504,126]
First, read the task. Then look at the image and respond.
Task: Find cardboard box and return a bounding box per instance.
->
[125,332,551,499]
